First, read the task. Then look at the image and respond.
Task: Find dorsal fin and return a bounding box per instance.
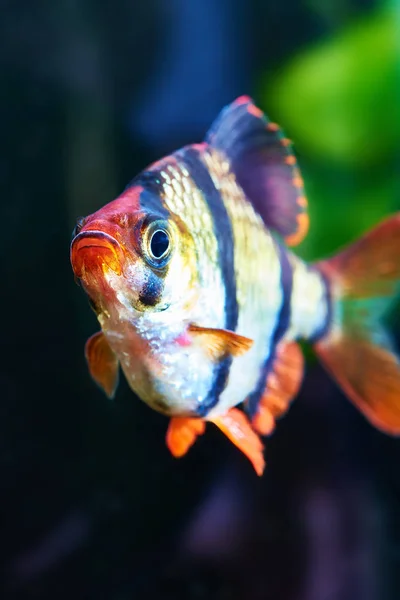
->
[205,95,309,247]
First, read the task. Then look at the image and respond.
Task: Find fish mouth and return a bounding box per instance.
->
[70,230,124,278]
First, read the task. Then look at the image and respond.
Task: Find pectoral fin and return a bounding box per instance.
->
[84,331,119,399]
[188,324,253,361]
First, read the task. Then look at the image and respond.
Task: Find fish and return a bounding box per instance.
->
[70,96,400,476]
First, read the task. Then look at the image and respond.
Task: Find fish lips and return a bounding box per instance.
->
[70,230,125,279]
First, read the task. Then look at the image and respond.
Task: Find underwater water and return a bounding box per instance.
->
[1,1,400,598]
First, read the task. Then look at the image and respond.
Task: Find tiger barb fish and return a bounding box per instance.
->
[70,96,400,475]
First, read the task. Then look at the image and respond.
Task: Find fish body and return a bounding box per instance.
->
[71,97,400,474]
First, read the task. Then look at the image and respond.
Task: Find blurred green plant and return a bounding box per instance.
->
[260,2,400,262]
[264,4,399,168]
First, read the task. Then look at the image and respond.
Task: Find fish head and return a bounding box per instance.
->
[70,185,199,321]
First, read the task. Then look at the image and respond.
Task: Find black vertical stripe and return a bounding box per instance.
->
[137,173,171,218]
[179,147,238,415]
[247,242,293,418]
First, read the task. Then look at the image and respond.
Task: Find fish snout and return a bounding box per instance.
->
[70,230,124,278]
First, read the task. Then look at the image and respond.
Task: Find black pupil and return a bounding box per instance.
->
[150,229,169,258]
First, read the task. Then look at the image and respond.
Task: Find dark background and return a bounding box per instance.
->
[1,1,400,598]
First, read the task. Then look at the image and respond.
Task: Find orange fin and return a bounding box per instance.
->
[205,95,309,247]
[209,408,265,476]
[188,324,253,361]
[251,342,304,436]
[316,338,400,434]
[166,417,206,457]
[85,331,119,399]
[314,214,400,434]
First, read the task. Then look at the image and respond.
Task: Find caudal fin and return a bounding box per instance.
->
[314,214,400,435]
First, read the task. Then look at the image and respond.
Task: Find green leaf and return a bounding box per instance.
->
[261,5,400,168]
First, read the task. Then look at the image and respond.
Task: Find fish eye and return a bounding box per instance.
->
[149,229,170,259]
[142,219,173,268]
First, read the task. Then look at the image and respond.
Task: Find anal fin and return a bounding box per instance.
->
[251,342,304,435]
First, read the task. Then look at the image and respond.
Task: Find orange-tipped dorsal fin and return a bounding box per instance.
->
[188,324,253,361]
[85,331,119,399]
[205,95,309,246]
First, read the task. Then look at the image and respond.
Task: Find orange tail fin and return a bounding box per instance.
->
[314,214,400,434]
